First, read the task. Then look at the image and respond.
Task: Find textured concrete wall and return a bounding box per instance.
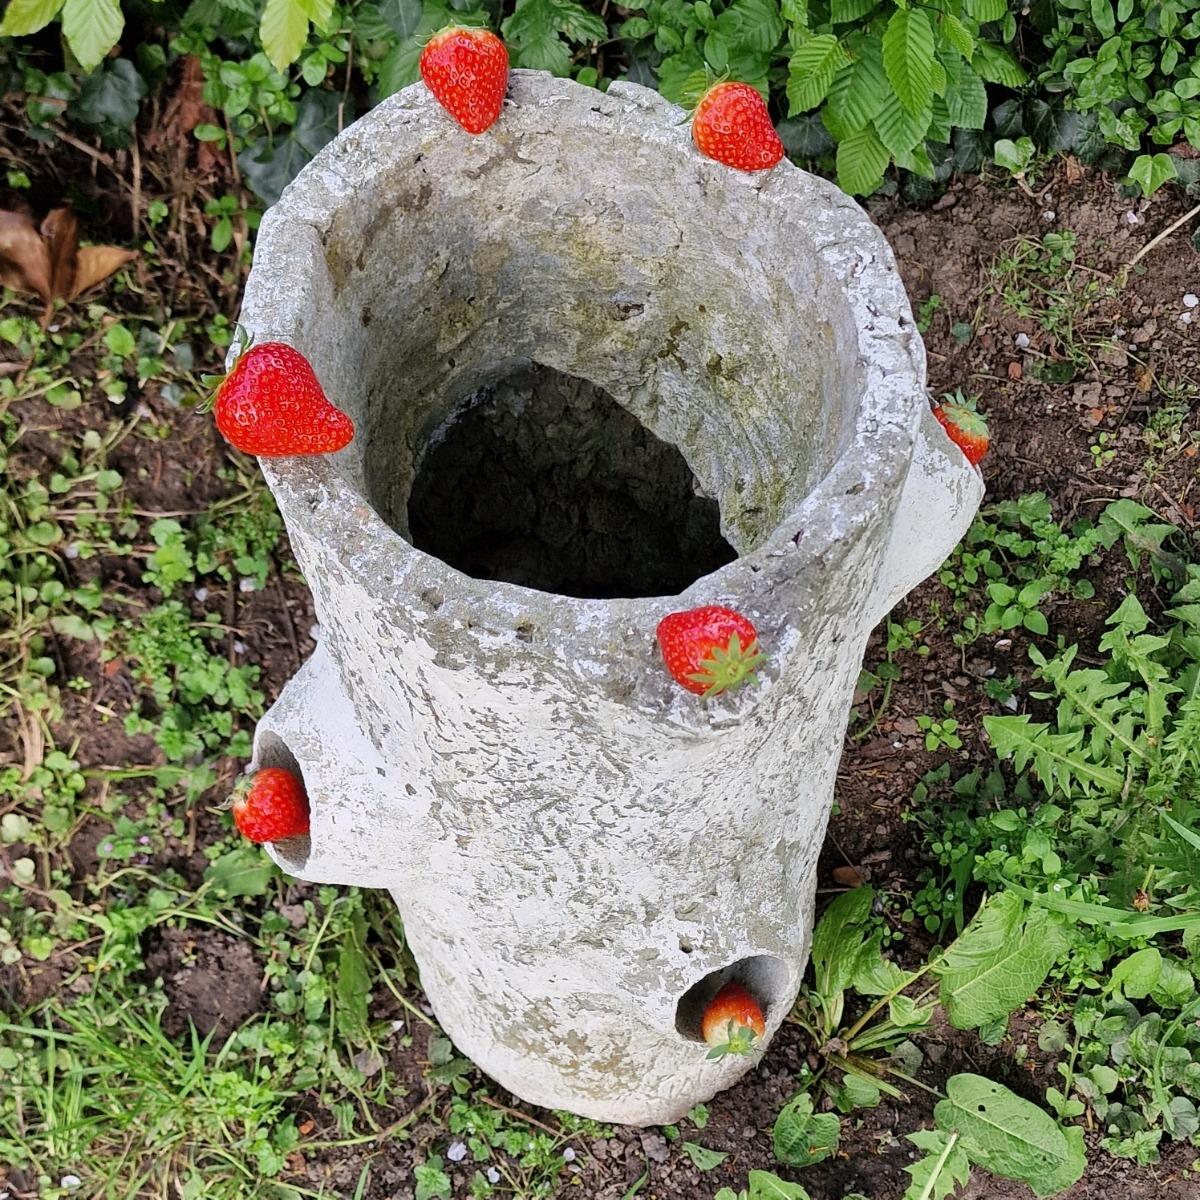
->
[239,71,983,1125]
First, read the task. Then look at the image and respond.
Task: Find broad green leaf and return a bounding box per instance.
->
[787,33,851,114]
[336,908,371,1042]
[681,1142,728,1171]
[747,1171,812,1200]
[941,13,975,60]
[936,892,1067,1030]
[942,54,987,130]
[883,7,936,116]
[0,0,64,35]
[72,57,146,127]
[810,886,874,1002]
[260,0,310,70]
[874,92,932,155]
[729,0,784,53]
[503,0,606,75]
[934,1075,1086,1197]
[1128,152,1178,197]
[1110,947,1162,999]
[204,846,275,898]
[823,36,888,138]
[973,41,1027,87]
[966,0,1006,20]
[299,0,332,30]
[903,1129,970,1200]
[837,124,889,194]
[773,1093,840,1167]
[830,0,877,22]
[61,0,123,71]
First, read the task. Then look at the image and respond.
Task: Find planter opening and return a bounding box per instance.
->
[674,954,789,1043]
[405,364,736,598]
[253,731,312,874]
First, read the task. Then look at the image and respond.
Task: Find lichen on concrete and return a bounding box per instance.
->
[239,71,983,1125]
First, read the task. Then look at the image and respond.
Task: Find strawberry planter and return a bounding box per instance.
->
[237,71,983,1126]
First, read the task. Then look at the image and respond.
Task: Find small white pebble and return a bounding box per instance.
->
[486,1167,501,1183]
[563,1146,577,1162]
[1114,326,1126,338]
[1180,312,1193,326]
[64,543,80,559]
[195,586,209,602]
[447,1141,467,1162]
[233,640,246,655]
[309,623,322,642]
[60,1178,81,1192]
[1015,332,1030,349]
[1184,293,1198,308]
[1042,210,1055,222]
[238,577,256,593]
[1124,210,1142,225]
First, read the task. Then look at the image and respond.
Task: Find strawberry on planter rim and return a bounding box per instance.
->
[691,81,784,173]
[932,393,989,467]
[701,981,766,1059]
[206,340,354,457]
[656,605,764,698]
[420,26,509,134]
[231,766,310,844]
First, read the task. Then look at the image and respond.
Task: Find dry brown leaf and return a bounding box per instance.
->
[832,865,869,887]
[41,207,80,302]
[71,245,137,299]
[0,210,52,301]
[0,204,134,320]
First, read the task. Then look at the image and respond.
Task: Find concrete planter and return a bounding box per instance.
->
[239,71,983,1125]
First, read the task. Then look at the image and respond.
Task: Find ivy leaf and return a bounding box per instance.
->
[502,0,606,75]
[836,123,890,194]
[773,1093,841,1167]
[1128,152,1178,197]
[72,57,147,128]
[902,1129,970,1200]
[883,7,936,117]
[260,0,310,70]
[787,34,851,114]
[935,892,1067,1030]
[0,0,64,36]
[823,35,889,139]
[239,88,345,204]
[934,1074,1086,1197]
[61,0,124,71]
[942,53,986,131]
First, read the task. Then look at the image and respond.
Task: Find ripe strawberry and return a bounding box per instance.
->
[692,82,784,172]
[932,396,989,466]
[209,342,354,457]
[701,981,766,1059]
[420,26,508,134]
[230,767,310,844]
[656,605,764,698]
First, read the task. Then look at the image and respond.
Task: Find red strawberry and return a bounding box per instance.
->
[656,605,764,698]
[420,26,508,134]
[701,982,766,1059]
[692,82,784,173]
[209,342,353,457]
[231,767,310,844]
[932,397,989,466]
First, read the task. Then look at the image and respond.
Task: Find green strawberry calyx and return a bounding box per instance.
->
[705,1019,760,1060]
[688,632,765,700]
[196,324,254,413]
[939,401,988,438]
